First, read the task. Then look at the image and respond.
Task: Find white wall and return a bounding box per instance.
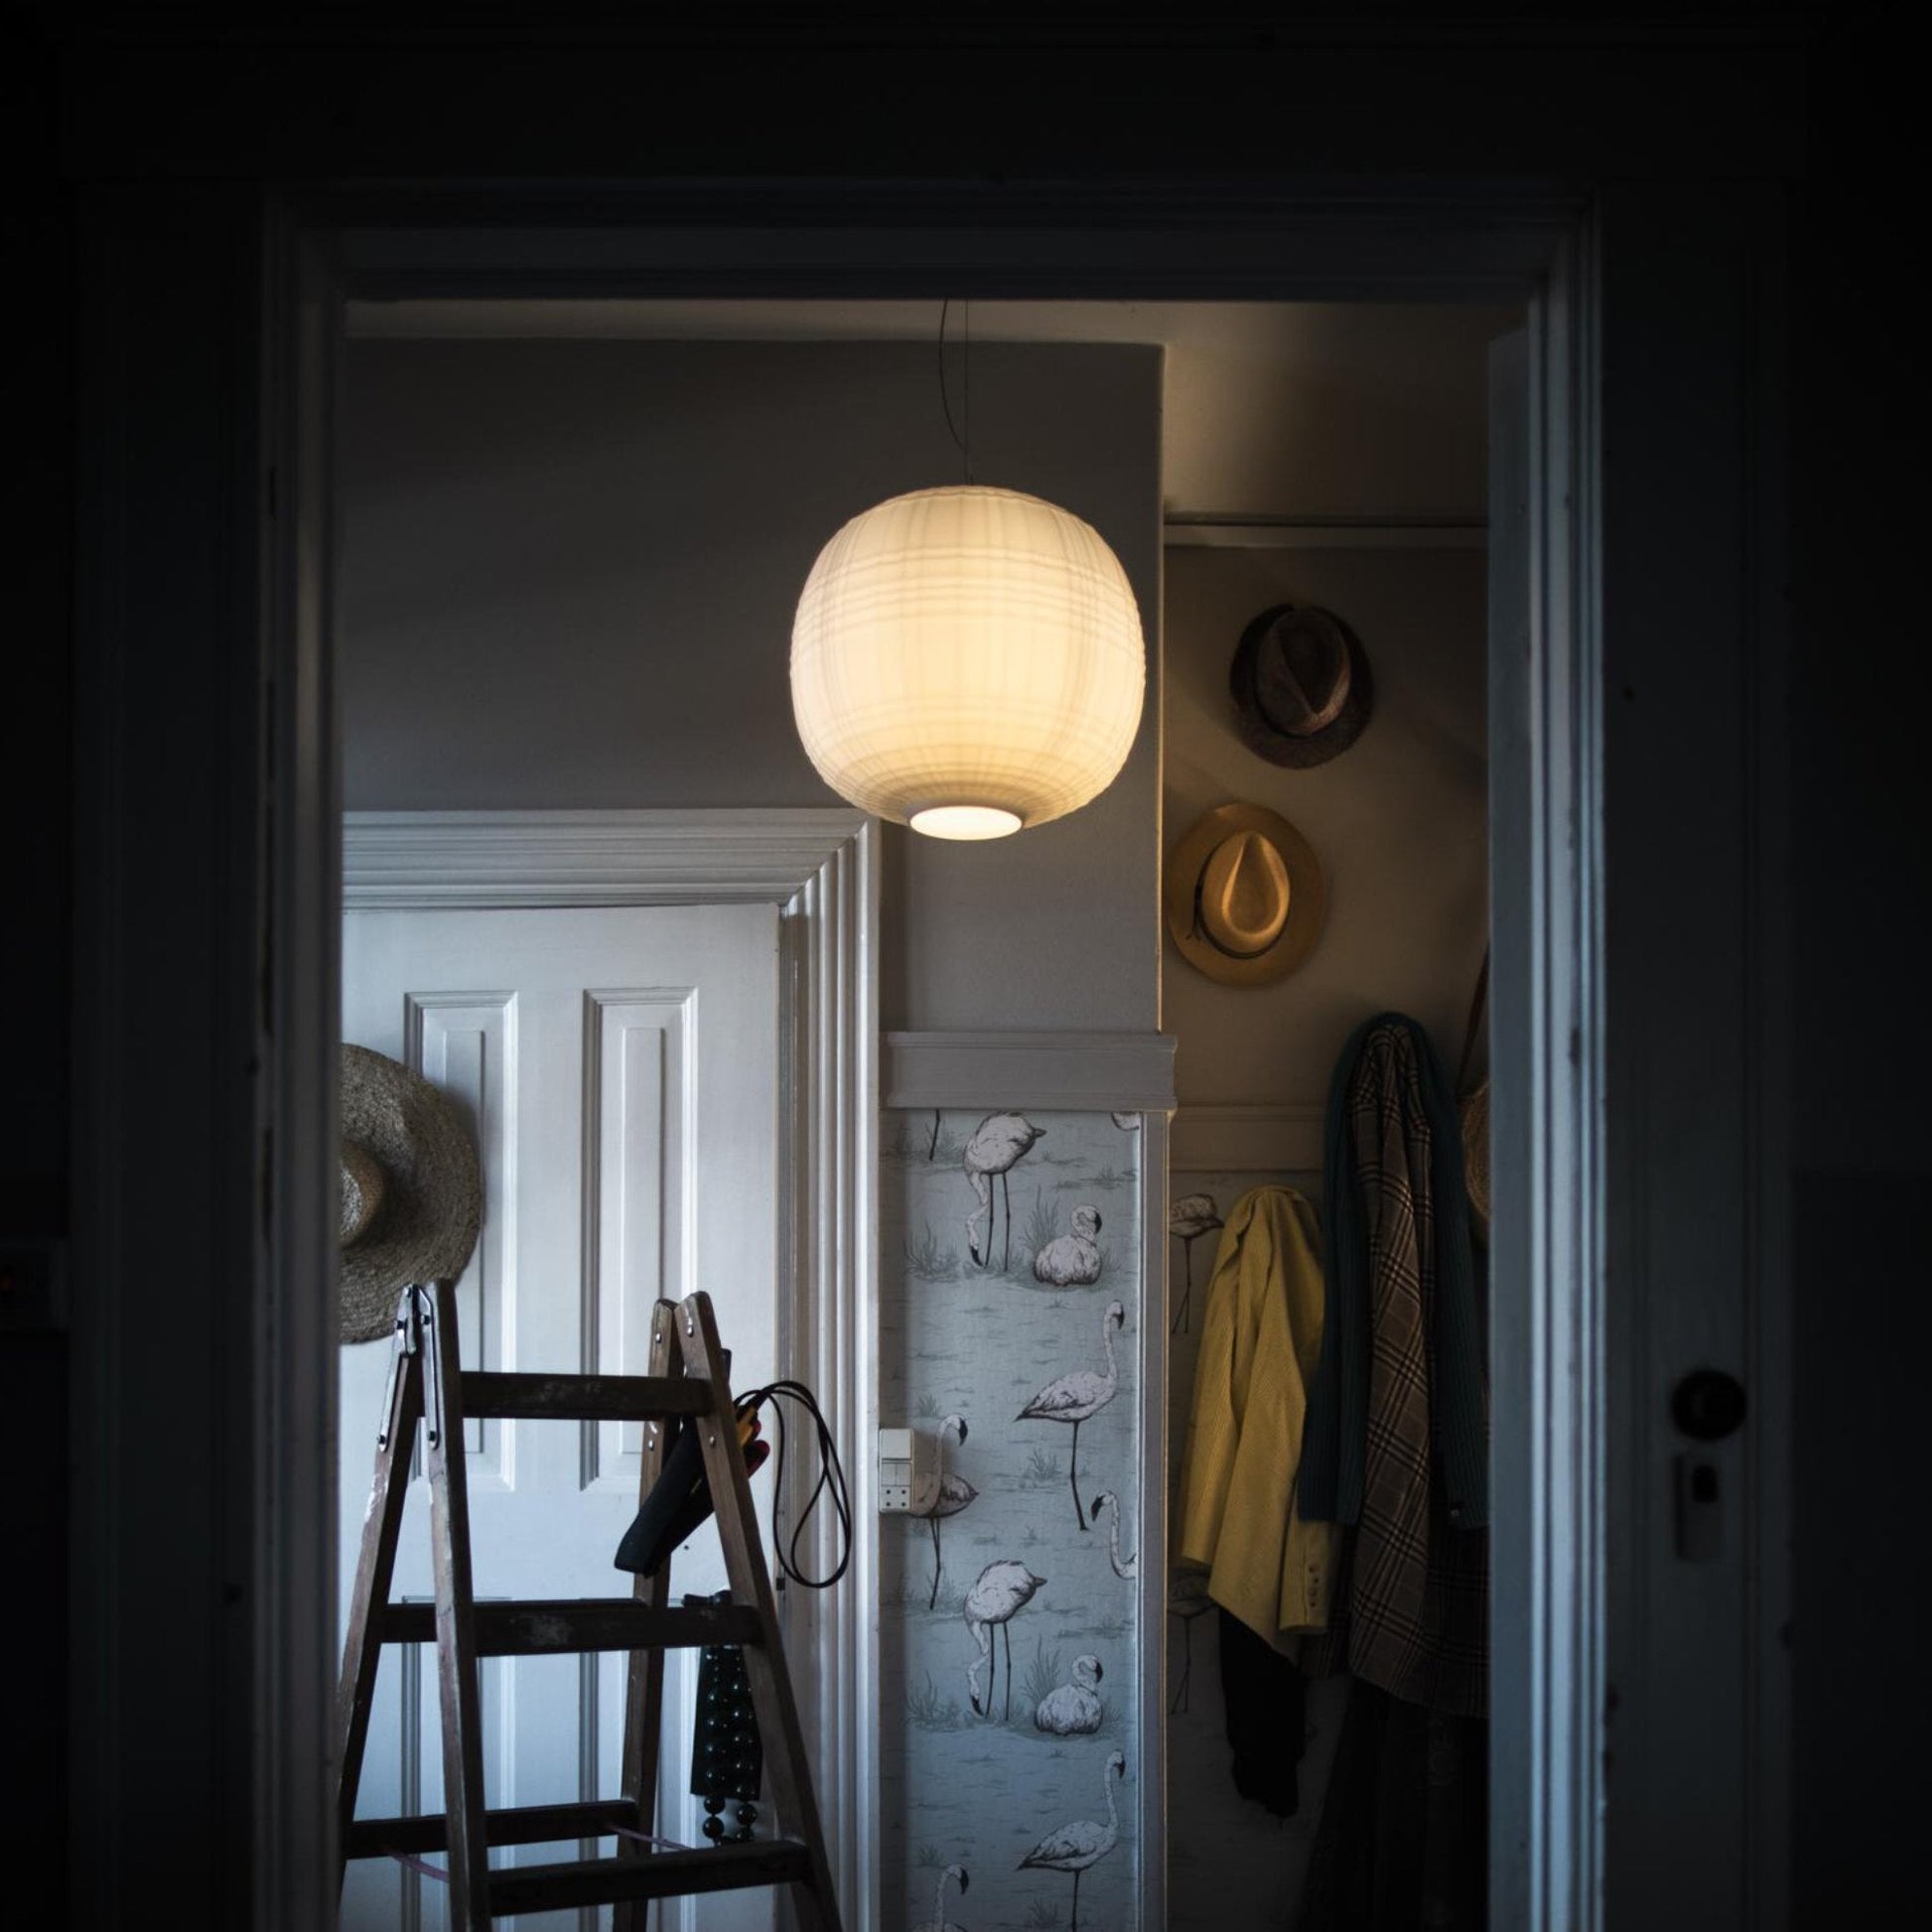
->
[340,338,1165,1032]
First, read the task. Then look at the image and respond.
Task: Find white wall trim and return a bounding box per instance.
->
[1169,1102,1324,1174]
[1135,1109,1171,1932]
[884,1031,1176,1114]
[1164,512,1487,551]
[776,815,881,1932]
[341,807,867,907]
[340,806,879,1929]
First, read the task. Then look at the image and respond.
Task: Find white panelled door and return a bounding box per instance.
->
[339,902,779,1932]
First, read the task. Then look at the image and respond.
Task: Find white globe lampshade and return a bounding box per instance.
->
[790,484,1145,839]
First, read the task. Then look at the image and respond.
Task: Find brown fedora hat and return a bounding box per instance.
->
[1165,803,1327,986]
[1229,604,1374,768]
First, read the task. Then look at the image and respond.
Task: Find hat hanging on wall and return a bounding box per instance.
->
[1229,603,1375,768]
[1165,802,1327,987]
[338,1043,483,1343]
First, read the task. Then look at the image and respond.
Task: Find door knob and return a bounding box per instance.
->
[1671,1368,1746,1442]
[1670,1369,1746,1564]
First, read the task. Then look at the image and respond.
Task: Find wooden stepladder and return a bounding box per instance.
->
[336,1283,843,1929]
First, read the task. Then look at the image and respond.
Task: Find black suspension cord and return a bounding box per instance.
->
[735,1380,852,1590]
[938,298,973,483]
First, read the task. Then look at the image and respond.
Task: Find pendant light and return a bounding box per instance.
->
[789,307,1145,840]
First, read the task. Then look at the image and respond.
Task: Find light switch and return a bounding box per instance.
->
[879,1427,917,1512]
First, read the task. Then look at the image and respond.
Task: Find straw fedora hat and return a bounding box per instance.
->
[1165,802,1327,986]
[339,1043,483,1343]
[1229,604,1375,768]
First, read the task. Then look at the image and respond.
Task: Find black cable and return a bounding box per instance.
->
[938,298,972,482]
[734,1380,852,1590]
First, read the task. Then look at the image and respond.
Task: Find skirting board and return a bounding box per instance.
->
[1170,1103,1325,1173]
[884,1031,1176,1115]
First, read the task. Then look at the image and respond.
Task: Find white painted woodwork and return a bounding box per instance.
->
[344,809,868,909]
[339,902,778,1932]
[883,1031,1176,1114]
[1168,1102,1324,1173]
[342,806,880,1932]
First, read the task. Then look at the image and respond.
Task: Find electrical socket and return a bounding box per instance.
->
[879,1426,920,1512]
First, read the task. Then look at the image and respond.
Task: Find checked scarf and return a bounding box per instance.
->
[1306,1016,1489,1719]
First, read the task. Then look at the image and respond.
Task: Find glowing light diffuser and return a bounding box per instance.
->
[790,484,1145,839]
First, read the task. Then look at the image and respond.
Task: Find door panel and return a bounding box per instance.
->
[339,902,779,1932]
[587,989,690,1484]
[411,992,515,1467]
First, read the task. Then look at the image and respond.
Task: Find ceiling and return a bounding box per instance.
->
[346,298,1521,522]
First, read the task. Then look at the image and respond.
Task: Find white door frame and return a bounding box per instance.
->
[342,806,881,1922]
[66,179,1776,1932]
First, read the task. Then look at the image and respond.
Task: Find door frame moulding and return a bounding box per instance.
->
[342,805,880,1923]
[236,181,1626,1932]
[342,807,870,908]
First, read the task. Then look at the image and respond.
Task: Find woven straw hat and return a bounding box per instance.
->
[1165,802,1326,986]
[1229,604,1375,769]
[339,1043,483,1343]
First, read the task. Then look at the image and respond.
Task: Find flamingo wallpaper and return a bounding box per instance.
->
[881,1108,1144,1932]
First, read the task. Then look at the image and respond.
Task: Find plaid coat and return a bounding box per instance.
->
[1307,1017,1489,1718]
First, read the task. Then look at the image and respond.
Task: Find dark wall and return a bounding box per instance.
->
[338,337,1166,1034]
[1,10,69,1903]
[22,5,1923,1924]
[1787,24,1927,1921]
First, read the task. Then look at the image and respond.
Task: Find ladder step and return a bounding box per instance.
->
[462,1370,715,1421]
[485,1842,814,1914]
[377,1597,764,1655]
[345,1798,638,1860]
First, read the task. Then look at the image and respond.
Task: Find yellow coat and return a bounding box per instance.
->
[1176,1185,1336,1649]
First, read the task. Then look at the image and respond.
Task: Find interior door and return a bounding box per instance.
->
[338,901,779,1932]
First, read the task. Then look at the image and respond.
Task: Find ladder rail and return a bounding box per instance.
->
[615,1299,678,1932]
[425,1276,492,1919]
[373,1595,762,1654]
[680,1293,842,1932]
[335,1293,425,1873]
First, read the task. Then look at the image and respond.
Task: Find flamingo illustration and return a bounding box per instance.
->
[1034,1654,1105,1735]
[963,1560,1046,1721]
[1168,1192,1223,1333]
[913,1862,969,1932]
[962,1113,1045,1269]
[909,1414,979,1609]
[1088,1490,1139,1579]
[1033,1203,1103,1286]
[1018,1748,1127,1932]
[1110,1111,1140,1132]
[1017,1300,1125,1531]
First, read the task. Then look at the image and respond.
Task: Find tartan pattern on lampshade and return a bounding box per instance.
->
[790,484,1145,831]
